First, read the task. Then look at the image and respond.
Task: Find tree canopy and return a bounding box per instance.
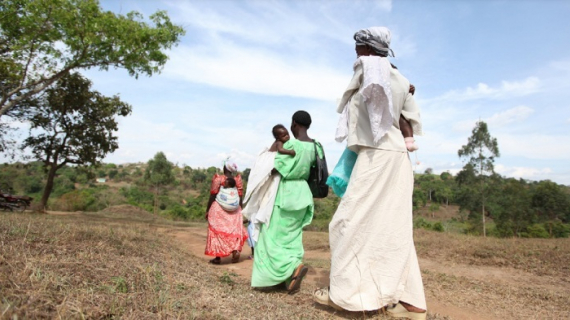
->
[0,0,185,118]
[21,72,132,210]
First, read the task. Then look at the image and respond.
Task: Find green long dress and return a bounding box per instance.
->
[251,139,322,287]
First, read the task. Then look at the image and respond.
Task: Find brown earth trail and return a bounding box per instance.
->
[161,226,501,320]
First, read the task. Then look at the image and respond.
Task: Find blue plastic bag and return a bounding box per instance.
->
[326,148,357,198]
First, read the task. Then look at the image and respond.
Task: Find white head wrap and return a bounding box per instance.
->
[354,26,394,57]
[336,28,395,144]
[223,158,238,173]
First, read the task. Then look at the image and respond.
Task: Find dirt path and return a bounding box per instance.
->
[160,226,499,320]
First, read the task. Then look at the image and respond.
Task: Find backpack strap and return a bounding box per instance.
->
[312,139,325,160]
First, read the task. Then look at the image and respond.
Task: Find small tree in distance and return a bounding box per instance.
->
[144,152,174,214]
[458,120,500,237]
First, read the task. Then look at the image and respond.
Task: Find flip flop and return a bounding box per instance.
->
[387,303,427,320]
[313,287,343,310]
[287,264,308,294]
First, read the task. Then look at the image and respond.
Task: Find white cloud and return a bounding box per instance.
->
[497,133,570,160]
[485,105,534,128]
[495,164,552,180]
[451,105,534,132]
[163,43,349,101]
[433,77,541,103]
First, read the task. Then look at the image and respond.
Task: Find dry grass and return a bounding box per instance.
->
[414,229,570,278]
[1,212,436,320]
[2,210,569,319]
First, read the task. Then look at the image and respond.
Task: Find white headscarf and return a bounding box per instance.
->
[223,158,238,173]
[353,26,395,57]
[336,27,394,144]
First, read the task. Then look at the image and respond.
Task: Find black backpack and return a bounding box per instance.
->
[308,140,329,198]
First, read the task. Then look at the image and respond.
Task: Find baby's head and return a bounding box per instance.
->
[272,124,291,143]
[224,177,236,188]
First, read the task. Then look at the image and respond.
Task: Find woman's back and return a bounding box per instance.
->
[275,139,322,181]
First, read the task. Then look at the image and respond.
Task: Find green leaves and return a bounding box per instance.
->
[0,0,185,117]
[20,72,132,209]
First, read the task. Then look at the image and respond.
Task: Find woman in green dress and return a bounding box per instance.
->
[251,110,323,294]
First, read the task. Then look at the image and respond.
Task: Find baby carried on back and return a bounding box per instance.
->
[215,177,240,212]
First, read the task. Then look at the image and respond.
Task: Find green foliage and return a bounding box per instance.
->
[120,186,154,212]
[432,222,445,232]
[166,205,191,220]
[413,188,427,210]
[413,217,444,232]
[51,175,75,197]
[494,178,535,237]
[531,180,570,224]
[549,222,570,238]
[523,224,550,239]
[145,152,175,188]
[21,72,132,210]
[0,0,185,117]
[219,272,237,286]
[108,169,118,179]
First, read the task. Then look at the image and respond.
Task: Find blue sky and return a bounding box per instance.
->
[46,1,570,184]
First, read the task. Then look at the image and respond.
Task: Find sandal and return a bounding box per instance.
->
[209,257,221,265]
[231,251,240,263]
[287,264,308,294]
[313,287,343,310]
[387,303,426,320]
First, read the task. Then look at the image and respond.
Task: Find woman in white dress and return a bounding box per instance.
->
[313,27,427,320]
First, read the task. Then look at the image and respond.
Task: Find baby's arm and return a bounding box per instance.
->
[400,83,419,151]
[276,141,296,156]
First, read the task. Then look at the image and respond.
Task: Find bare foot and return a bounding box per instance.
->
[400,301,426,313]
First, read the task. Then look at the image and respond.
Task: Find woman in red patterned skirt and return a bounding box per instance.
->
[205,158,248,264]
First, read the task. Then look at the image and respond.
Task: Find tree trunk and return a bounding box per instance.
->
[40,164,58,212]
[480,150,486,238]
[154,186,159,214]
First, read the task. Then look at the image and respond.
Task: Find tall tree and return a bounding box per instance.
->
[0,0,184,118]
[457,121,500,237]
[144,152,174,214]
[21,73,132,211]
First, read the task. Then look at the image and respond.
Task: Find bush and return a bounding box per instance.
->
[550,221,570,238]
[167,205,190,220]
[432,222,445,232]
[414,217,432,230]
[54,189,96,211]
[522,224,550,238]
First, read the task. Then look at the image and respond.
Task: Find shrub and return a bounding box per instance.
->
[522,224,550,238]
[550,221,570,238]
[414,217,432,230]
[168,205,190,220]
[432,222,445,232]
